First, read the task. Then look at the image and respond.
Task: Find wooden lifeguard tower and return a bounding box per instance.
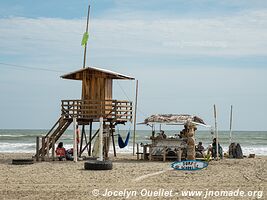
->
[36,66,135,160]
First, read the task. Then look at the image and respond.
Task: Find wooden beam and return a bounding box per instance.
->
[46,137,50,160]
[41,137,45,161]
[52,137,55,161]
[36,136,40,162]
[89,122,92,156]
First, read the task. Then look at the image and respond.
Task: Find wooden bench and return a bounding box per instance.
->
[136,143,183,162]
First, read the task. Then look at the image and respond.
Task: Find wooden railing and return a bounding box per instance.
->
[61,99,133,122]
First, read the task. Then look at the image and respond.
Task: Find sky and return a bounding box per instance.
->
[0,0,266,130]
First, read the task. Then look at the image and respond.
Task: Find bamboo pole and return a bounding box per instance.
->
[132,80,139,156]
[229,105,233,145]
[73,118,78,163]
[213,104,219,160]
[36,136,40,162]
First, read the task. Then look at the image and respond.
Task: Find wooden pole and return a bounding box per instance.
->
[111,123,117,157]
[36,136,40,162]
[133,80,139,156]
[99,117,103,161]
[46,137,50,160]
[81,4,91,146]
[136,143,140,160]
[41,137,45,161]
[83,5,90,68]
[229,105,233,145]
[213,104,219,160]
[52,137,55,161]
[73,118,78,163]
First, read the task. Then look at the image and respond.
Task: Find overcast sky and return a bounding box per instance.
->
[0,0,266,130]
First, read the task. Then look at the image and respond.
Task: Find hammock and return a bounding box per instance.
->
[118,131,130,148]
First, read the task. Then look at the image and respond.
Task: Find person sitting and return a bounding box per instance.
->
[66,148,74,161]
[155,130,167,140]
[196,142,205,158]
[55,142,66,161]
[178,124,188,139]
[211,138,223,159]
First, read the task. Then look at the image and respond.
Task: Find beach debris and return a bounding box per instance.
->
[84,160,112,170]
[12,158,34,165]
[248,154,256,158]
[143,114,206,125]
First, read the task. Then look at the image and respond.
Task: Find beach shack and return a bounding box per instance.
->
[138,114,209,161]
[36,66,135,161]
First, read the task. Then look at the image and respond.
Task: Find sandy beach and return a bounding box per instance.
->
[0,153,266,200]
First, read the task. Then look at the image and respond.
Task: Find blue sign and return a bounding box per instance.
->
[171,160,208,171]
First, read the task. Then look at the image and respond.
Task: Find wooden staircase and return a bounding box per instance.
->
[37,116,72,157]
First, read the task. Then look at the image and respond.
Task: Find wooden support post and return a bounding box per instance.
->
[88,121,92,156]
[73,117,78,163]
[46,137,50,160]
[36,136,40,162]
[149,145,152,161]
[52,137,55,161]
[104,124,109,159]
[136,143,140,160]
[163,147,166,162]
[111,123,117,157]
[41,137,45,161]
[143,145,147,160]
[142,146,145,160]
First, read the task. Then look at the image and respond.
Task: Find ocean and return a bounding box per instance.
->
[0,129,266,156]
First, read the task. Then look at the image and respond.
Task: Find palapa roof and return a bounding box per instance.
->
[143,114,206,126]
[61,66,135,80]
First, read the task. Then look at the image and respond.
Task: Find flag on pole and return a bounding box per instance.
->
[81,32,89,47]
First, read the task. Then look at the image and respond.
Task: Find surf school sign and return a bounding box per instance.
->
[171,160,208,171]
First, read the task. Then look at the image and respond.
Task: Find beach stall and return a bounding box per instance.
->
[138,114,209,161]
[36,67,135,161]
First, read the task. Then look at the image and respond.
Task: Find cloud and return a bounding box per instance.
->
[0,8,267,68]
[0,7,267,129]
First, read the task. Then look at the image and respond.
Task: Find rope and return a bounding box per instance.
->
[0,62,65,73]
[116,81,147,118]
